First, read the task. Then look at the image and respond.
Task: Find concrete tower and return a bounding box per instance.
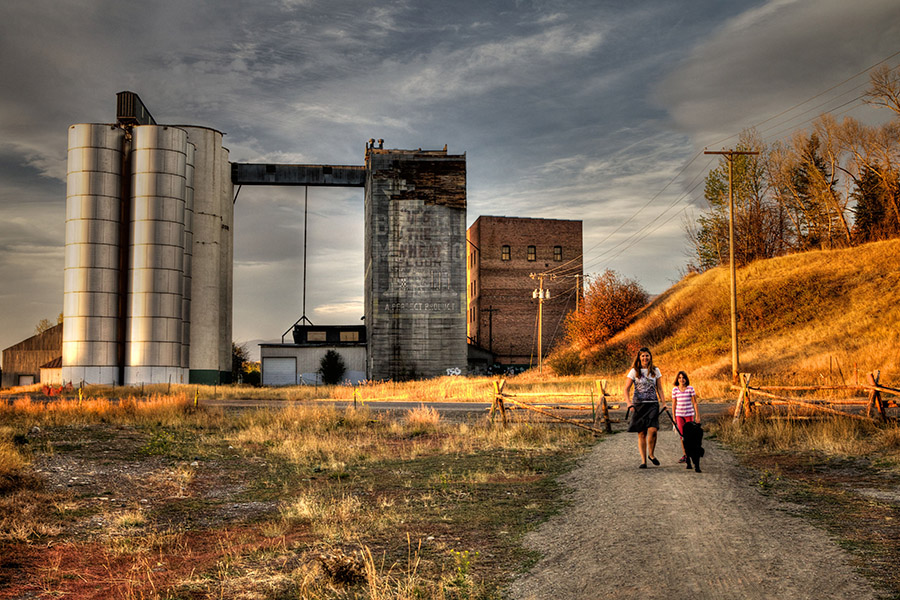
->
[364,147,467,380]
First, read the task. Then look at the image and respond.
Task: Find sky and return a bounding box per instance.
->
[2,0,899,360]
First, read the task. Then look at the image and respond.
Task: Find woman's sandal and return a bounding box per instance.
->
[638,463,647,469]
[649,456,660,466]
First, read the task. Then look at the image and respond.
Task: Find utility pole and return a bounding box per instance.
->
[704,149,758,384]
[575,274,582,312]
[482,306,500,354]
[531,273,550,374]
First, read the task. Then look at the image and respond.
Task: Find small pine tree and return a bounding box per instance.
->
[319,350,347,385]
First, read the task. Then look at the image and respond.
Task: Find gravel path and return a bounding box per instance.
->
[510,425,878,600]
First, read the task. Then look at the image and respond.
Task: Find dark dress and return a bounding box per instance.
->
[627,367,661,433]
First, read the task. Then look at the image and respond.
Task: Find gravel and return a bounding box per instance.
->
[510,426,879,600]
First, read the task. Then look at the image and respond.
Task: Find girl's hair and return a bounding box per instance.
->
[630,347,655,379]
[673,370,690,386]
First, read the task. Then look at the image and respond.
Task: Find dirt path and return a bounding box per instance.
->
[510,425,878,600]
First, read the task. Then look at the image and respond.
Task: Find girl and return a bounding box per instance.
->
[624,347,666,468]
[672,370,700,465]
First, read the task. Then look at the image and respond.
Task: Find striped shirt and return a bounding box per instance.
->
[672,385,696,417]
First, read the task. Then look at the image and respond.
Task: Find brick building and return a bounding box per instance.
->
[467,216,583,367]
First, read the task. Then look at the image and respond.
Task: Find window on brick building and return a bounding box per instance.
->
[501,245,510,261]
[554,245,562,261]
[527,245,536,261]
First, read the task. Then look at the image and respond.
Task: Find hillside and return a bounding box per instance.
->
[579,238,900,391]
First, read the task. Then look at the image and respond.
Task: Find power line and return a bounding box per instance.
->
[580,48,900,278]
[706,51,900,148]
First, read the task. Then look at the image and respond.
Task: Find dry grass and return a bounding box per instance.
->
[405,404,442,428]
[0,428,30,494]
[0,392,214,427]
[574,238,900,399]
[711,410,900,459]
[0,391,591,598]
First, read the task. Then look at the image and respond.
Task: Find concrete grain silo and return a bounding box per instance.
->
[61,94,235,387]
[181,142,195,372]
[179,126,233,384]
[61,124,126,386]
[125,125,188,385]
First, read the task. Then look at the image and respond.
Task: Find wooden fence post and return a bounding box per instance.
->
[742,373,754,419]
[491,379,507,427]
[596,380,612,434]
[490,380,499,421]
[734,373,752,423]
[866,371,886,421]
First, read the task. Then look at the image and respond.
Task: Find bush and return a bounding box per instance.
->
[319,350,347,385]
[565,270,648,348]
[547,350,583,376]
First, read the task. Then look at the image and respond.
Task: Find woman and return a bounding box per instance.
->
[624,347,666,469]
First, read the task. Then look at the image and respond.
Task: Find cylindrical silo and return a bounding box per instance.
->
[219,143,234,382]
[62,123,126,386]
[181,142,195,371]
[180,126,230,384]
[125,125,188,385]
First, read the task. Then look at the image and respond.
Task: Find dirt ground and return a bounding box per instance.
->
[510,424,879,600]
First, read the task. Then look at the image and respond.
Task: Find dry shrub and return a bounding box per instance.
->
[546,349,584,376]
[405,404,441,429]
[565,269,648,348]
[281,492,370,538]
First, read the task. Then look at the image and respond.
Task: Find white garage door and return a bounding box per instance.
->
[262,357,297,386]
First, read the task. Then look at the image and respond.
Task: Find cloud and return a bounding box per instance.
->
[655,0,900,145]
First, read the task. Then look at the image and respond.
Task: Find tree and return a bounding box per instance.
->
[319,350,347,385]
[690,130,788,270]
[851,165,900,242]
[232,342,250,383]
[769,125,861,251]
[34,317,57,335]
[564,270,647,348]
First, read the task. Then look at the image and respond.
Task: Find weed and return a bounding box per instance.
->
[448,548,479,588]
[757,468,781,491]
[139,429,175,455]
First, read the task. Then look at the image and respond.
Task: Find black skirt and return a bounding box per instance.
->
[628,402,660,433]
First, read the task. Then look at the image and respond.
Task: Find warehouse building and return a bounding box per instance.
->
[1,324,63,388]
[466,216,583,368]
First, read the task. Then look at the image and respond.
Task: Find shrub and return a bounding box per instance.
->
[565,270,648,348]
[547,349,583,376]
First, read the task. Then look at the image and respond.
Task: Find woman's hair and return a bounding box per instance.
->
[630,347,654,379]
[673,370,690,386]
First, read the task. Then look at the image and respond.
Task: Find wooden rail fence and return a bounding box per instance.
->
[490,379,620,435]
[731,370,900,423]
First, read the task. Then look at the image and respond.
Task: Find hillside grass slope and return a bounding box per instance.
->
[579,238,900,395]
